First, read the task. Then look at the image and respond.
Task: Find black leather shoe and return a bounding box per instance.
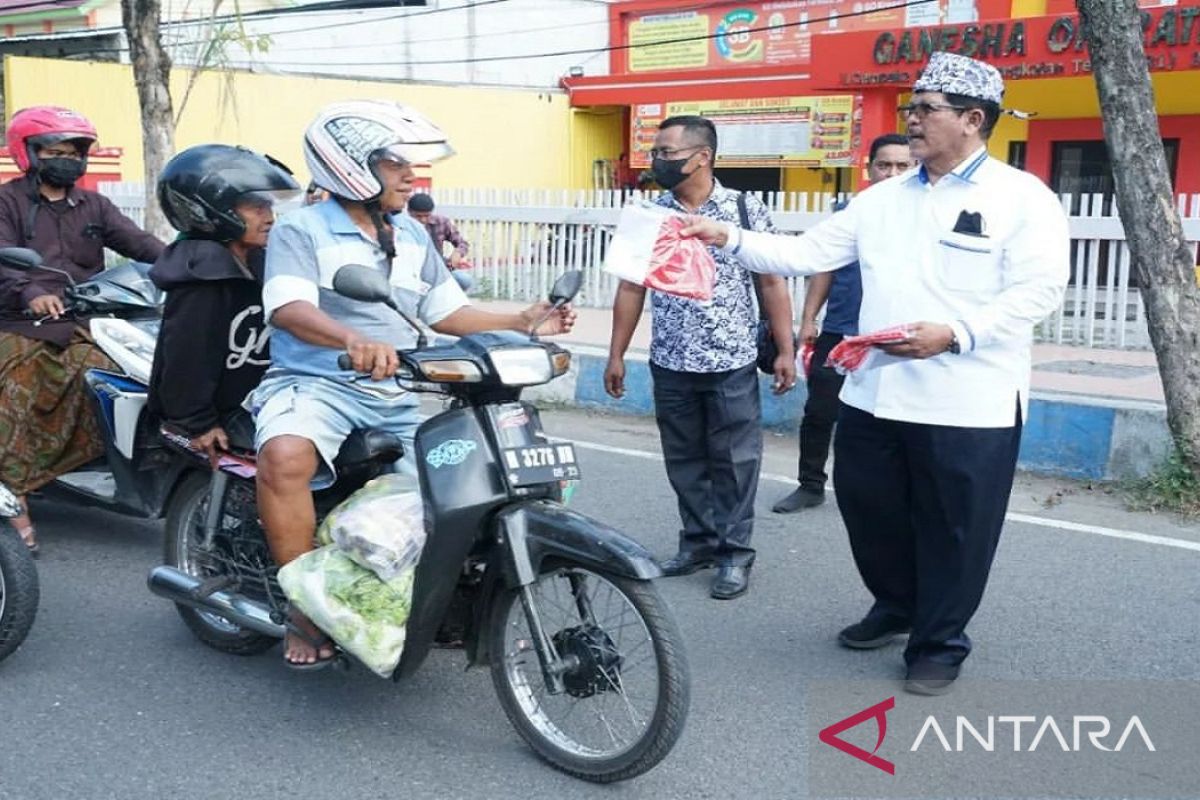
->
[659,552,715,577]
[772,487,825,513]
[837,616,911,649]
[710,565,750,600]
[904,660,960,696]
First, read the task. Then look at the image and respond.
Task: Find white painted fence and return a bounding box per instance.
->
[435,188,1200,351]
[100,183,1200,350]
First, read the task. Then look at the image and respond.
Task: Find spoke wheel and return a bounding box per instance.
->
[489,566,689,782]
[163,472,276,655]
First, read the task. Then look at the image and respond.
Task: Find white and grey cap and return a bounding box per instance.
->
[912,51,1004,104]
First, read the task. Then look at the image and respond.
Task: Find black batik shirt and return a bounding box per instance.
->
[650,179,777,373]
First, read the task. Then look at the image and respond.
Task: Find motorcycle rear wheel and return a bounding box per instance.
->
[489,565,689,783]
[0,522,39,663]
[163,472,276,656]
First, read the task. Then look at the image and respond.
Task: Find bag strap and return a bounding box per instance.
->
[737,192,768,322]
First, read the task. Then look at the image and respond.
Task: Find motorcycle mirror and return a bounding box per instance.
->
[0,247,44,272]
[332,264,393,306]
[549,270,583,305]
[331,263,428,350]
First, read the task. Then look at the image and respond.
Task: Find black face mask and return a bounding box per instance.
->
[651,156,693,190]
[37,158,87,189]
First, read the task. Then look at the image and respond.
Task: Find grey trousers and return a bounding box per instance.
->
[651,362,761,567]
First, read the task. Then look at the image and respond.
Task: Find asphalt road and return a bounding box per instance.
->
[2,407,1198,799]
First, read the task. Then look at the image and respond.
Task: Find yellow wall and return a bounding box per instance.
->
[568,107,625,189]
[1009,0,1047,17]
[3,56,600,189]
[782,167,837,194]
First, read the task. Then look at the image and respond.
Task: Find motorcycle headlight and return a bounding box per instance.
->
[90,317,157,385]
[490,348,554,386]
[0,481,20,518]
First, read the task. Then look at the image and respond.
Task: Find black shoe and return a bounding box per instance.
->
[837,616,911,650]
[659,552,715,577]
[904,660,960,696]
[710,565,750,600]
[772,487,825,513]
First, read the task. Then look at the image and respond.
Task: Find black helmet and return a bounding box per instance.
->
[157,144,301,241]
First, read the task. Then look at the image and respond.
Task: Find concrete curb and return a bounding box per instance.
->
[526,347,1173,482]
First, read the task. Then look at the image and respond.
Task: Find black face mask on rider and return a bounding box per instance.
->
[37,157,88,189]
[650,155,694,191]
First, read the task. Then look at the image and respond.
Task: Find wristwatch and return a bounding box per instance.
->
[947,330,961,355]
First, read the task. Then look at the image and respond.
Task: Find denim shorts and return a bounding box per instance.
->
[246,374,420,489]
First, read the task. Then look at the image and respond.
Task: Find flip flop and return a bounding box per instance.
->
[283,617,337,672]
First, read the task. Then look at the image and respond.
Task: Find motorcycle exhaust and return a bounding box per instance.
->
[147,566,286,639]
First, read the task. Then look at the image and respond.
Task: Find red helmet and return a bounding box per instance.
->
[5,106,98,173]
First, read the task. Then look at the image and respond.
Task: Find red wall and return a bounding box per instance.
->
[1025,116,1200,195]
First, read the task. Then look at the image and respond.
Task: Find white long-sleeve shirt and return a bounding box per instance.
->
[725,148,1069,428]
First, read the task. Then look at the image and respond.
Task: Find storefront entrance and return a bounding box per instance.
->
[1051,139,1179,214]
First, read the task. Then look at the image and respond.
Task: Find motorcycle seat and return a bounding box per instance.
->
[333,428,405,470]
[223,411,257,453]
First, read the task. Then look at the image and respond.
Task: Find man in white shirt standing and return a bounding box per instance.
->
[681,52,1069,694]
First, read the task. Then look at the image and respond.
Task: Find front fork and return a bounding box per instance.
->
[503,517,595,696]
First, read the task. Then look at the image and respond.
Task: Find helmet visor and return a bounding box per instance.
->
[30,133,95,155]
[237,188,304,218]
[378,141,455,166]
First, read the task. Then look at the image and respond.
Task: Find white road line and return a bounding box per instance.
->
[1004,513,1200,553]
[572,438,1200,554]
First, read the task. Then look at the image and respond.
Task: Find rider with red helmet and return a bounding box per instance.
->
[0,106,164,554]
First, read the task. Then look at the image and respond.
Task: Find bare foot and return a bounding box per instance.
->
[12,497,38,556]
[284,610,335,668]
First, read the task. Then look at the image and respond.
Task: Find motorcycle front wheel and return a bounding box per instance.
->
[0,521,39,663]
[163,472,276,656]
[489,565,689,783]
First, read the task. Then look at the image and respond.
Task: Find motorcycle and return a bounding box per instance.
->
[0,480,38,663]
[146,265,691,782]
[0,247,182,519]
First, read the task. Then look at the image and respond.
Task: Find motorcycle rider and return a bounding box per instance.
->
[0,106,164,554]
[147,144,302,465]
[250,100,575,669]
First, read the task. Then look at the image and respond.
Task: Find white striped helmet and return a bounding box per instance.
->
[303,100,454,202]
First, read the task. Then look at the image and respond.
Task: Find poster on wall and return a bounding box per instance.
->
[624,0,1009,73]
[630,95,864,169]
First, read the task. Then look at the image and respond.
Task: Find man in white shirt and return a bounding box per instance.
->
[681,52,1069,694]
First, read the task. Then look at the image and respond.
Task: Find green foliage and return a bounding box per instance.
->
[471,275,497,300]
[1123,446,1200,517]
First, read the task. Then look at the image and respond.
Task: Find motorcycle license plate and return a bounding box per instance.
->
[502,442,581,487]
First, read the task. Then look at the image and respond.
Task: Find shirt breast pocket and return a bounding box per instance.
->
[389,241,428,294]
[936,232,1001,293]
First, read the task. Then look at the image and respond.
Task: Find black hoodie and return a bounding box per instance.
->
[147,238,269,435]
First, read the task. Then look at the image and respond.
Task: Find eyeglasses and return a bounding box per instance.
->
[897,102,968,118]
[38,148,83,160]
[648,145,706,160]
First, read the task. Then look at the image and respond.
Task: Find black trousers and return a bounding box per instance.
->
[797,332,846,489]
[832,403,1022,666]
[651,362,761,568]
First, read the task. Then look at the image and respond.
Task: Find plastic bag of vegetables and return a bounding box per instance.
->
[316,473,426,581]
[277,545,415,678]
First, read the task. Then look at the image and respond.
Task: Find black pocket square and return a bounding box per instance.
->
[952,210,985,236]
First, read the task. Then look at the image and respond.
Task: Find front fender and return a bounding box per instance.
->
[494,500,662,586]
